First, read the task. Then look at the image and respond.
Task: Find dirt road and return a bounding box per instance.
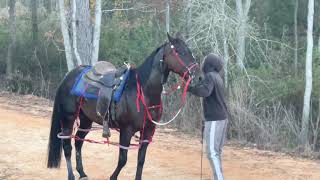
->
[0,93,319,180]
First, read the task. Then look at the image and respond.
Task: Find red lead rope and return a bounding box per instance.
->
[135,70,191,127]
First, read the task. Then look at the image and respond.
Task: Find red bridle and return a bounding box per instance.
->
[169,45,199,80]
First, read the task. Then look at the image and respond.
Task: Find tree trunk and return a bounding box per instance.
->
[105,0,114,19]
[235,0,251,70]
[311,98,320,150]
[294,0,299,77]
[92,0,102,65]
[318,36,320,58]
[71,0,82,65]
[76,0,93,65]
[31,0,38,48]
[300,0,314,147]
[185,0,192,39]
[58,0,74,71]
[222,0,229,87]
[165,0,170,33]
[45,0,52,14]
[6,0,16,79]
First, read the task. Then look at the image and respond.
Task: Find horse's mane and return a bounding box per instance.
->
[127,43,166,87]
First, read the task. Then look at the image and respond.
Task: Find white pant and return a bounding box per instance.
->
[204,120,228,180]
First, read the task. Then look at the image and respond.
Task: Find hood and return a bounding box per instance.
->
[202,53,224,73]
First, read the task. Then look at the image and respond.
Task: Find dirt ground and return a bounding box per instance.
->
[0,92,320,180]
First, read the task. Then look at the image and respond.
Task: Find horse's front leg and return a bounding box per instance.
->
[135,142,149,180]
[110,128,133,180]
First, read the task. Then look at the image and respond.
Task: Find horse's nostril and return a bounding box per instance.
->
[199,76,203,81]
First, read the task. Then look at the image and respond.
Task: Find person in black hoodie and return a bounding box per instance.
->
[188,53,228,180]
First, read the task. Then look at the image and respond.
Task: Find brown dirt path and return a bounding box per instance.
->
[0,93,320,180]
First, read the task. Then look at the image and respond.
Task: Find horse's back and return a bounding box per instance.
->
[61,66,88,88]
[55,66,88,113]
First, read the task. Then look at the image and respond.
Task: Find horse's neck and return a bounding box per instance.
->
[144,68,163,97]
[136,46,164,103]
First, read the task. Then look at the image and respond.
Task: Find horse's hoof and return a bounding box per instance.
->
[110,176,117,180]
[79,177,89,180]
[68,175,75,180]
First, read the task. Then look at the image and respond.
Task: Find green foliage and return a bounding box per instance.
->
[100,16,164,67]
[248,66,304,107]
[0,9,64,97]
[3,73,33,94]
[313,55,320,98]
[0,26,8,73]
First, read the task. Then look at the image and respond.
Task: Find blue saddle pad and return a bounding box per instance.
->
[70,66,130,102]
[70,66,99,99]
[113,68,130,102]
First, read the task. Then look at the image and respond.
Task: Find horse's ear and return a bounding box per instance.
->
[175,32,185,41]
[167,32,174,43]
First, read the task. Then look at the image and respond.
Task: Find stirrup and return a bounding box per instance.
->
[102,120,111,138]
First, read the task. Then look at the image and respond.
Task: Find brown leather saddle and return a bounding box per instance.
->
[84,61,126,123]
[85,61,117,87]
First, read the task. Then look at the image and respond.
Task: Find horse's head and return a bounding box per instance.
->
[161,33,203,87]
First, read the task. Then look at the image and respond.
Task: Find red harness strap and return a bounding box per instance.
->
[135,74,162,143]
[136,74,142,112]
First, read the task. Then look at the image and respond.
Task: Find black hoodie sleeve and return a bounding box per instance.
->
[188,73,214,97]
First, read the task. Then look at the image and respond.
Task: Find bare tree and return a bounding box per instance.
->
[294,0,299,77]
[58,0,74,71]
[187,0,240,68]
[311,98,320,150]
[235,0,251,70]
[166,0,170,33]
[222,0,229,87]
[318,36,320,59]
[300,0,314,147]
[58,0,102,70]
[45,0,52,14]
[185,0,192,38]
[92,0,102,65]
[75,1,93,65]
[71,0,82,65]
[31,0,38,48]
[6,0,16,79]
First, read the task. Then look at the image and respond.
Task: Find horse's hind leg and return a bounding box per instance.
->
[63,138,75,180]
[61,113,77,180]
[110,128,133,180]
[75,111,92,179]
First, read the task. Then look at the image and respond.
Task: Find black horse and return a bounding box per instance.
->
[47,33,203,180]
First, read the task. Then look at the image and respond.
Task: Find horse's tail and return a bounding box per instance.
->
[47,91,63,168]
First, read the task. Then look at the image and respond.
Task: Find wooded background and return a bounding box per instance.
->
[0,0,319,153]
